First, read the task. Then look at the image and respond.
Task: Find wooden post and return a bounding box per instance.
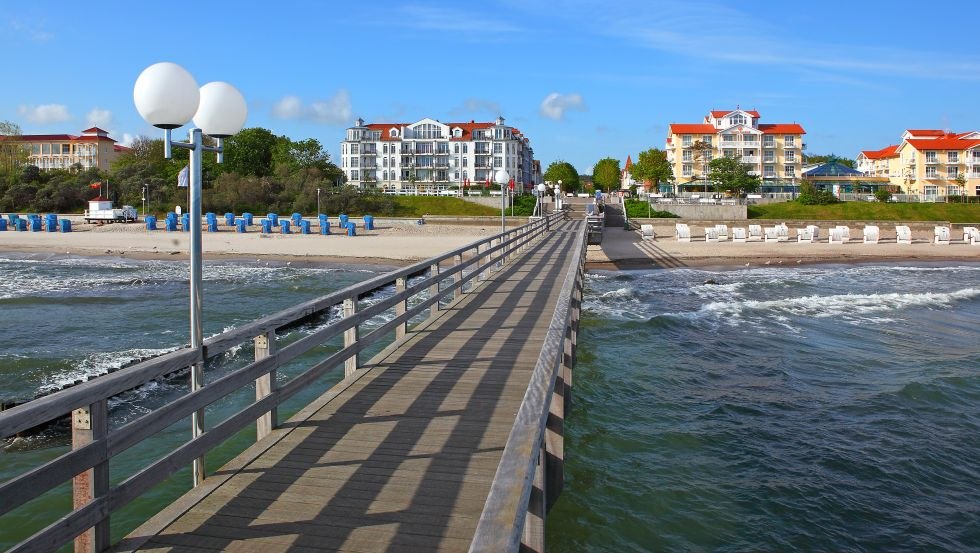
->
[454,253,463,300]
[521,442,547,553]
[546,369,565,512]
[477,243,486,282]
[343,296,359,377]
[254,331,278,441]
[429,262,440,317]
[395,277,407,340]
[72,400,108,553]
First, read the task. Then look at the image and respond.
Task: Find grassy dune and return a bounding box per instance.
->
[748,202,980,223]
[391,196,499,217]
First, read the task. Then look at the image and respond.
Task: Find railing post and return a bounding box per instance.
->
[429,262,440,317]
[521,442,547,553]
[395,277,407,340]
[453,253,464,300]
[72,399,109,553]
[343,296,359,376]
[254,330,278,441]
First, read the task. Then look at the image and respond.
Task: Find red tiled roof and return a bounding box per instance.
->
[860,144,900,159]
[11,134,76,141]
[905,129,944,137]
[669,123,716,134]
[89,196,110,202]
[906,138,980,150]
[624,155,633,169]
[448,121,493,141]
[758,123,806,135]
[81,127,109,134]
[72,135,116,142]
[113,144,131,152]
[710,109,760,118]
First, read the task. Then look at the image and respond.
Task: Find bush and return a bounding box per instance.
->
[624,199,679,218]
[797,180,838,205]
[874,189,892,202]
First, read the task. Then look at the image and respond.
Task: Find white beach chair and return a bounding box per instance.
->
[895,225,912,244]
[732,227,747,243]
[968,228,980,245]
[934,226,951,245]
[675,223,691,242]
[835,225,851,243]
[797,228,814,243]
[764,227,781,242]
[806,225,820,240]
[640,224,655,239]
[829,227,846,244]
[775,223,790,242]
[961,226,977,243]
[714,224,729,241]
[704,227,720,242]
[747,225,763,242]
[863,225,880,244]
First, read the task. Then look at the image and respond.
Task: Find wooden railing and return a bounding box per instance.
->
[469,218,586,553]
[0,213,564,553]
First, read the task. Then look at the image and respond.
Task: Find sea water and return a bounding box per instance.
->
[1,257,978,551]
[546,263,980,552]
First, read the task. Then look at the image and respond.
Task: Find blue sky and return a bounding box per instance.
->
[2,1,979,173]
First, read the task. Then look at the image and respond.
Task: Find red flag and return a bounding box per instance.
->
[89,182,101,189]
[484,178,490,189]
[508,178,515,191]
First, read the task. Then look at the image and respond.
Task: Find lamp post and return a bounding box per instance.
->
[536,182,546,216]
[134,62,247,487]
[495,168,510,233]
[556,179,563,212]
[317,187,321,215]
[141,184,148,218]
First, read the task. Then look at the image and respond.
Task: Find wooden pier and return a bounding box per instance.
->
[0,214,585,553]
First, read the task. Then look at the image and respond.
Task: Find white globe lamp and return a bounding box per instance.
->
[494,169,510,185]
[133,62,199,129]
[193,81,247,138]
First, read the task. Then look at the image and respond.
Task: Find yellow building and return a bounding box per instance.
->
[859,130,980,197]
[665,108,806,192]
[0,127,128,171]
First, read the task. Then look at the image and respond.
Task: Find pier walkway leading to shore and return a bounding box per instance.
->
[0,214,585,553]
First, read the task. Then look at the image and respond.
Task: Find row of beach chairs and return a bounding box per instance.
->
[674,223,980,245]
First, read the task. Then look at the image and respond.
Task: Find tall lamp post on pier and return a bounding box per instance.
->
[134,62,247,487]
[495,168,510,233]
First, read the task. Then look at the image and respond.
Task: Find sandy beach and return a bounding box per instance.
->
[1,217,976,268]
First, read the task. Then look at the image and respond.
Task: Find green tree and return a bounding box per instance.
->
[805,153,856,168]
[223,127,279,177]
[0,120,30,176]
[591,158,621,192]
[707,154,761,196]
[543,160,580,193]
[690,140,713,192]
[797,179,838,205]
[629,148,673,192]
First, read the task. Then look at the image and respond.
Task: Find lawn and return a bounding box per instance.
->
[748,202,980,223]
[390,196,500,217]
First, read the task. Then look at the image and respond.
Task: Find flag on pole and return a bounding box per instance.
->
[89,182,101,189]
[508,178,515,191]
[177,165,189,188]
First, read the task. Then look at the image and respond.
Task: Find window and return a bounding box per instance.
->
[350,158,359,168]
[925,151,937,163]
[42,143,51,154]
[948,166,958,178]
[925,166,937,178]
[785,151,796,162]
[383,157,388,167]
[763,152,775,163]
[946,185,962,196]
[682,164,693,176]
[973,150,980,161]
[948,151,958,163]
[742,134,757,142]
[785,136,795,146]
[976,185,980,195]
[351,170,359,180]
[494,156,502,168]
[722,134,735,143]
[785,166,795,177]
[764,165,775,177]
[973,165,980,177]
[682,135,692,147]
[32,144,40,155]
[763,137,775,147]
[413,123,443,139]
[454,143,459,153]
[730,115,746,126]
[390,128,398,138]
[702,135,713,145]
[682,151,692,162]
[493,143,502,153]
[62,143,71,154]
[350,143,359,154]
[462,158,468,167]
[462,144,468,154]
[924,185,938,195]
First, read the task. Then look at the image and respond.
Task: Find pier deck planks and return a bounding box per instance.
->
[123,221,580,553]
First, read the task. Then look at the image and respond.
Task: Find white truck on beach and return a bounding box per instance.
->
[83,197,138,223]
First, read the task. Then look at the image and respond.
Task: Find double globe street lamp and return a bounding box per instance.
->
[133,62,247,486]
[494,168,510,233]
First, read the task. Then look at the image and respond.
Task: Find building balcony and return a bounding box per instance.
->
[924,174,943,180]
[763,173,777,179]
[763,142,777,149]
[971,172,980,178]
[741,156,760,164]
[783,143,799,149]
[747,170,761,176]
[720,141,740,148]
[924,158,940,164]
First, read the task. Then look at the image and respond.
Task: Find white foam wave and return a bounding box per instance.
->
[40,347,178,395]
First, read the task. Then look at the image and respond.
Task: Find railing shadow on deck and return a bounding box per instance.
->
[0,213,573,553]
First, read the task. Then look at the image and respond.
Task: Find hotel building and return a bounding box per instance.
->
[858,130,980,197]
[340,117,536,193]
[0,127,127,171]
[665,108,806,192]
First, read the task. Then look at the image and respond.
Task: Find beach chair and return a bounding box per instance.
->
[704,227,720,242]
[732,227,747,242]
[835,225,851,243]
[714,224,729,241]
[934,226,951,245]
[675,223,691,242]
[968,228,980,245]
[764,227,781,242]
[895,225,912,244]
[640,224,655,239]
[863,225,880,244]
[747,225,763,241]
[962,226,977,243]
[806,225,820,240]
[775,223,790,242]
[796,227,814,243]
[828,227,846,244]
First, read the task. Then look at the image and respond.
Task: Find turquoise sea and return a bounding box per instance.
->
[1,255,978,551]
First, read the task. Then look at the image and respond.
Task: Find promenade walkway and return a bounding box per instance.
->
[119,220,583,552]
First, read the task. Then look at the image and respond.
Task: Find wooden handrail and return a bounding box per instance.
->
[468,218,586,552]
[0,213,563,553]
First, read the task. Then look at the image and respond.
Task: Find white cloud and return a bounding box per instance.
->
[272,90,352,125]
[120,133,135,147]
[86,108,113,129]
[540,93,586,120]
[7,18,54,42]
[451,98,501,116]
[397,5,522,33]
[18,104,71,124]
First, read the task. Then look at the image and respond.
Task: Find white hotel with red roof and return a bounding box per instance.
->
[665,108,806,193]
[340,117,536,194]
[857,129,980,197]
[0,127,128,171]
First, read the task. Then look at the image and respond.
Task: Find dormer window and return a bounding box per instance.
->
[730,114,746,126]
[453,128,462,137]
[389,128,398,138]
